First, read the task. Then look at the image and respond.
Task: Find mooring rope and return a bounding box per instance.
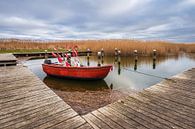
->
[122,67,175,82]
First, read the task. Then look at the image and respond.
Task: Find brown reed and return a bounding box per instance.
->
[0,39,195,56]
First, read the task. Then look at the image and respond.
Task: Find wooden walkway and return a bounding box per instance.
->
[83,68,195,129]
[0,66,92,129]
[0,53,17,66]
[0,53,194,129]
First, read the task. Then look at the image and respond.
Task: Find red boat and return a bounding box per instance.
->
[42,63,113,80]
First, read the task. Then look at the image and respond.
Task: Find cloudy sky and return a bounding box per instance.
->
[0,0,195,42]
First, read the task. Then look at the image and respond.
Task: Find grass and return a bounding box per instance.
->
[0,39,195,56]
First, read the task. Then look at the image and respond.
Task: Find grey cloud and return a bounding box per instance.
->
[0,0,195,42]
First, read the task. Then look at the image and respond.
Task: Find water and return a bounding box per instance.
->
[24,54,195,114]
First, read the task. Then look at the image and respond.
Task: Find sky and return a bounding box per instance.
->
[0,0,195,42]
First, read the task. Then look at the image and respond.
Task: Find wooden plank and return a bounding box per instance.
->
[109,103,165,129]
[0,84,47,98]
[145,88,195,109]
[125,95,193,128]
[154,84,195,98]
[0,101,70,128]
[0,95,60,116]
[124,97,191,129]
[77,123,93,129]
[83,113,111,129]
[50,115,86,129]
[0,88,49,104]
[0,90,56,109]
[20,108,78,129]
[98,107,147,129]
[0,65,88,129]
[0,81,47,94]
[83,114,100,129]
[0,54,17,61]
[138,91,195,118]
[0,100,62,124]
[91,110,124,129]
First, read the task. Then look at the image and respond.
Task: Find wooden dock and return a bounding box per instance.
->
[0,53,194,129]
[83,68,195,129]
[0,53,17,66]
[0,66,92,129]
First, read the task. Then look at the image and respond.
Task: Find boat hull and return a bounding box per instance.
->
[42,64,113,80]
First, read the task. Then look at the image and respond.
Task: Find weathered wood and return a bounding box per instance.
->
[91,110,124,129]
[0,100,62,124]
[19,108,77,129]
[83,113,111,129]
[124,96,193,129]
[108,104,162,129]
[98,107,147,129]
[139,91,195,116]
[50,115,86,129]
[77,123,93,129]
[85,68,195,129]
[0,56,194,129]
[0,65,88,129]
[0,102,70,128]
[0,54,17,66]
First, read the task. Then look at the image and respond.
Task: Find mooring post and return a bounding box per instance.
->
[134,50,138,71]
[87,48,90,66]
[97,51,101,66]
[101,48,104,58]
[153,49,157,69]
[44,50,48,60]
[153,49,157,60]
[114,48,118,62]
[134,50,138,62]
[134,59,137,71]
[101,48,104,64]
[115,48,118,56]
[118,50,121,65]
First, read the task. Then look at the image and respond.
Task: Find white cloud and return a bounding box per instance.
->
[185,0,195,5]
[0,0,195,42]
[97,0,151,17]
[0,16,47,28]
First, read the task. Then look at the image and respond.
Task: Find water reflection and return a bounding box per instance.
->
[24,54,195,114]
[134,60,137,71]
[153,58,156,69]
[43,76,109,92]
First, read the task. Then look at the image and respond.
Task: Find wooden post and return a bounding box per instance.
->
[45,50,48,60]
[134,50,138,71]
[153,49,156,69]
[101,48,104,64]
[101,48,104,58]
[134,50,138,62]
[118,50,121,65]
[134,59,137,71]
[114,48,118,63]
[153,49,157,60]
[87,48,90,66]
[110,83,113,89]
[114,48,118,56]
[97,52,101,66]
[153,58,156,69]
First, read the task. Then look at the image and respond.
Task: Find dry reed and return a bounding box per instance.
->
[0,39,195,56]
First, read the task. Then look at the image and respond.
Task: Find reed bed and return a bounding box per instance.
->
[0,39,195,56]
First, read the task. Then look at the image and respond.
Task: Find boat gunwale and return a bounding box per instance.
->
[42,64,113,70]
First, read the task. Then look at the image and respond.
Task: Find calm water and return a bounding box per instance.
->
[24,54,195,114]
